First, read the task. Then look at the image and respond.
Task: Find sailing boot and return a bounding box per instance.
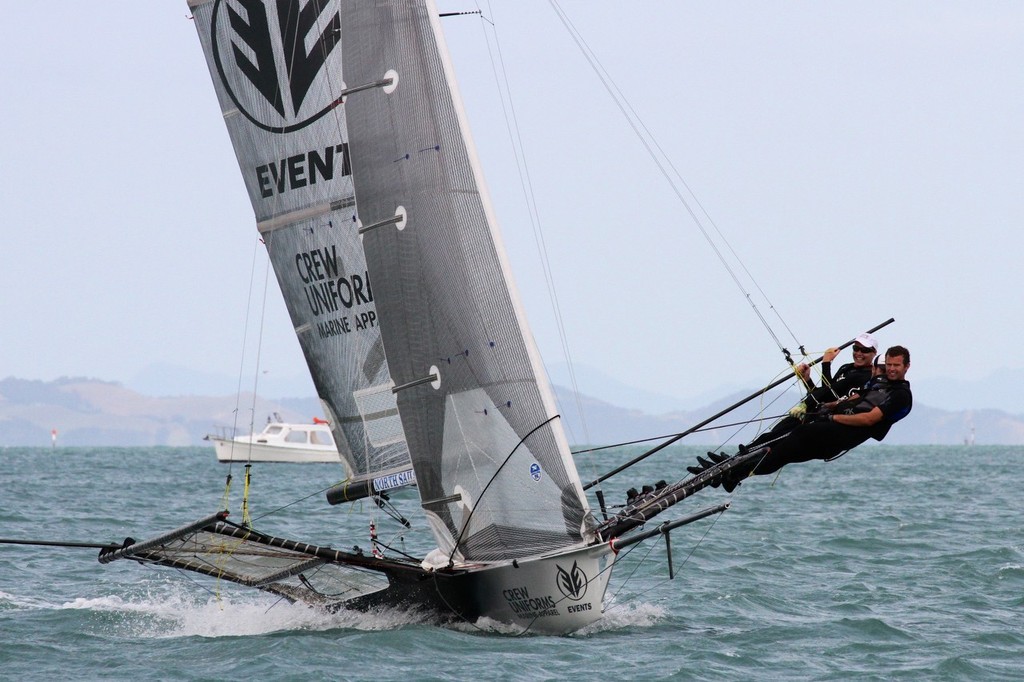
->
[707,451,729,464]
[686,455,714,476]
[721,448,765,493]
[721,474,741,493]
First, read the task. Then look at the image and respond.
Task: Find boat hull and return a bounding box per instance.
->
[347,542,617,634]
[209,436,341,464]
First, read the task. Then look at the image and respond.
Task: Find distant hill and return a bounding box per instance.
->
[1,376,1015,447]
[0,377,316,447]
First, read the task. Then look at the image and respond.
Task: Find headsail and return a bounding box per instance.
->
[189,0,412,493]
[339,1,595,562]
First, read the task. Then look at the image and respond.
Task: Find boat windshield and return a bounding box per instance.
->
[285,430,309,444]
[310,430,334,446]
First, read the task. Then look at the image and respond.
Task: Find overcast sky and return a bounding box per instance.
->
[1,2,1020,405]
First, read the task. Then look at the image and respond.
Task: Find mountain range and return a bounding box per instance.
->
[1,369,1017,448]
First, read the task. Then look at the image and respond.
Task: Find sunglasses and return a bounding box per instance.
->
[852,345,874,353]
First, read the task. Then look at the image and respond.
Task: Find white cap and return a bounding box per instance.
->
[854,333,878,351]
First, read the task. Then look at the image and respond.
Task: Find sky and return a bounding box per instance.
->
[1,2,1021,407]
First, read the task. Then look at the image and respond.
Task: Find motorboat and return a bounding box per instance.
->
[207,420,340,464]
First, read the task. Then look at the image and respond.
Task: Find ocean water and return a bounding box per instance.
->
[1,444,1021,680]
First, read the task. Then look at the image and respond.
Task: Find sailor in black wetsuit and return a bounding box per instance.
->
[692,346,913,491]
[704,333,879,464]
[801,332,880,411]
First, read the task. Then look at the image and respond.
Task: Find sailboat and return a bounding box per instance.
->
[99,0,736,634]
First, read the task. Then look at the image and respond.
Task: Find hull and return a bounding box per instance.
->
[209,436,340,464]
[350,542,617,634]
[463,543,616,634]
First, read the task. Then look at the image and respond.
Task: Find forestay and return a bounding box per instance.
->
[189,0,412,488]
[340,1,595,562]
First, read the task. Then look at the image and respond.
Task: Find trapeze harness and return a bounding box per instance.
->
[834,378,913,442]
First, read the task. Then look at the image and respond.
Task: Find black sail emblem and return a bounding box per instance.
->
[555,561,588,601]
[211,0,343,133]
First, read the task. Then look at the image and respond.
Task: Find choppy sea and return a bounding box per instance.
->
[1,444,1021,680]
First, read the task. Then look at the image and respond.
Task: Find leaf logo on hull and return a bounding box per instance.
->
[555,561,588,602]
[210,0,343,133]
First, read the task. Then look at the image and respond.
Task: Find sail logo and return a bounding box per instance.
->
[555,561,588,602]
[210,0,343,133]
[295,244,376,325]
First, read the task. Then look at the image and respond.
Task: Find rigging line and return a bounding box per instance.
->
[571,413,789,455]
[474,0,594,449]
[249,479,349,523]
[600,98,802,351]
[224,226,266,477]
[603,536,659,609]
[608,504,727,614]
[510,553,621,638]
[447,414,561,563]
[546,0,796,355]
[242,236,276,463]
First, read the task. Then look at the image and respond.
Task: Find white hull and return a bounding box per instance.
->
[208,422,341,464]
[210,437,340,463]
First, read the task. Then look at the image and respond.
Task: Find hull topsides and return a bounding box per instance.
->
[209,436,341,464]
[350,542,617,635]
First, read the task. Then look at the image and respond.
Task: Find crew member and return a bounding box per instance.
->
[690,333,879,475]
[695,345,912,491]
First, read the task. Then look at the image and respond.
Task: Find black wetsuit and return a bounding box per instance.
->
[806,360,875,409]
[750,378,912,476]
[744,361,875,450]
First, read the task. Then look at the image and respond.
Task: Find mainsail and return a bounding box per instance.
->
[339,1,595,562]
[189,0,412,493]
